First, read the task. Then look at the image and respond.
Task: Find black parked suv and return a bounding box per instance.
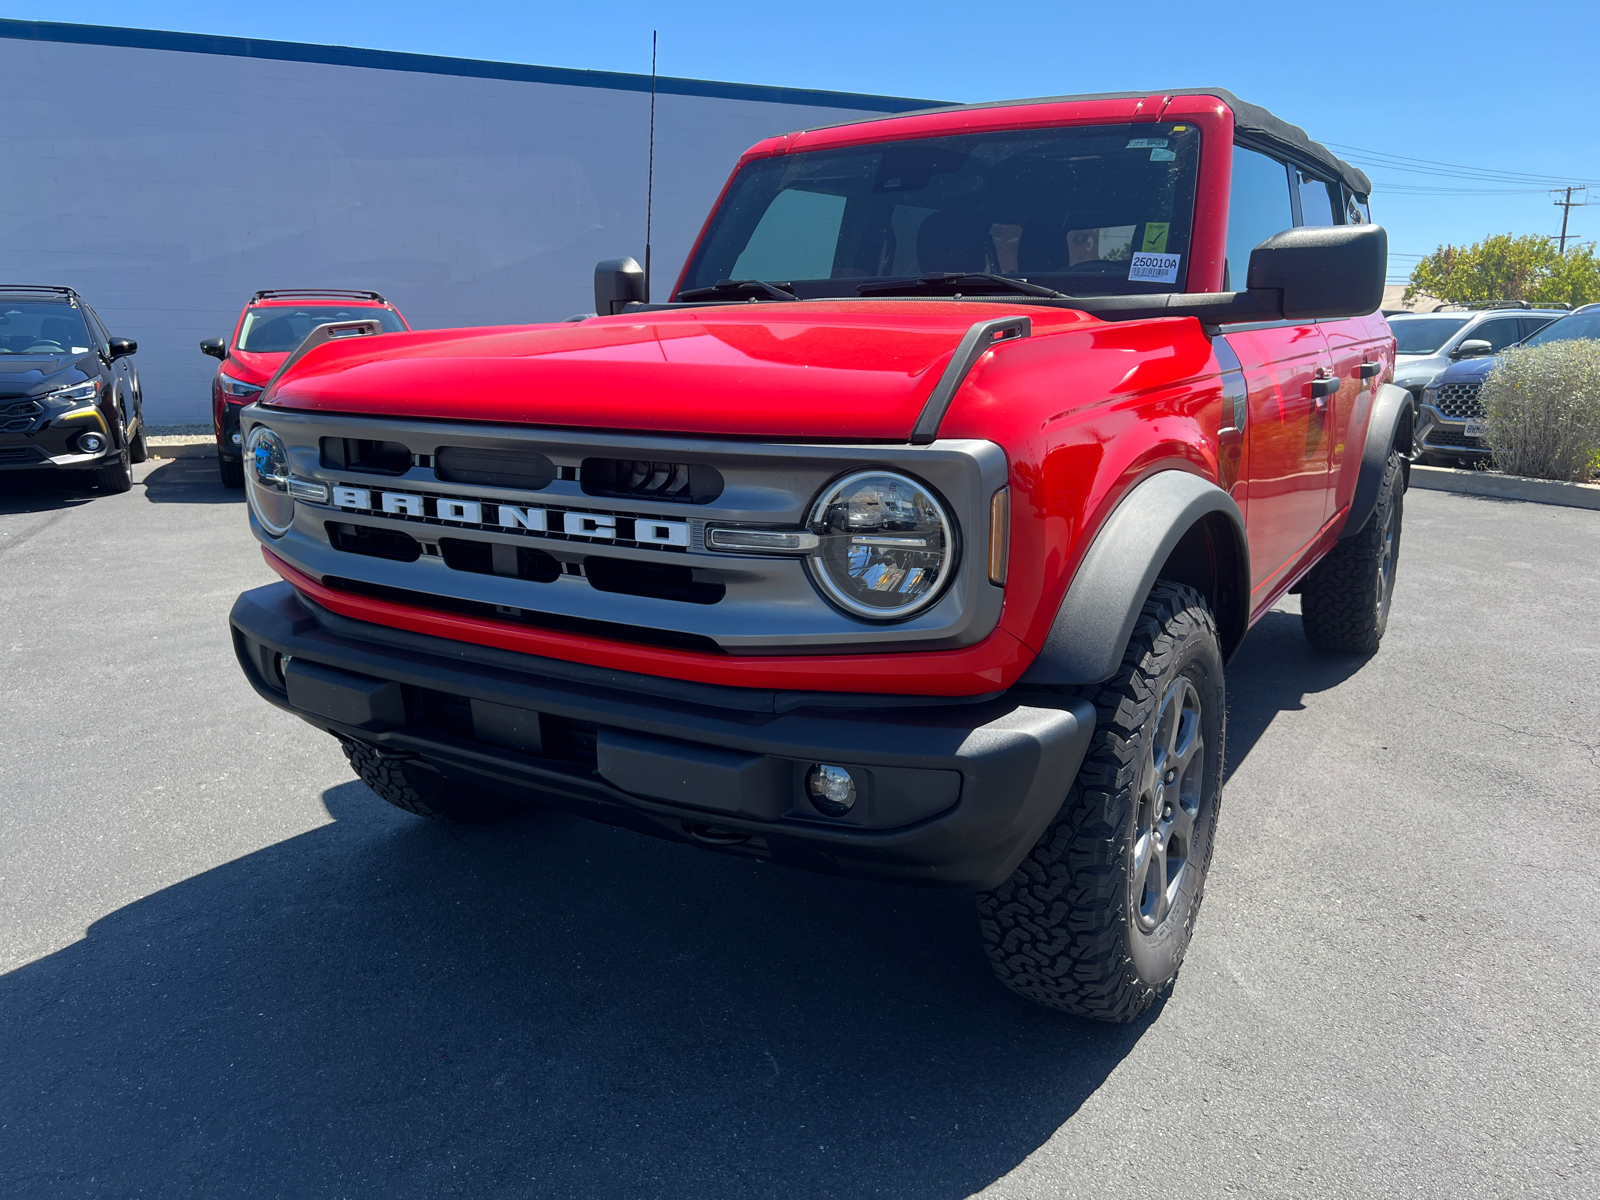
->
[0,285,147,492]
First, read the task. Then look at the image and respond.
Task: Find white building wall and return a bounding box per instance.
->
[0,32,917,424]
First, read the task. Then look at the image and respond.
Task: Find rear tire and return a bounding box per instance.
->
[218,455,245,488]
[977,581,1225,1022]
[339,736,525,823]
[1300,451,1404,655]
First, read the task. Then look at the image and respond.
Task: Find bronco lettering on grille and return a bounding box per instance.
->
[329,486,691,549]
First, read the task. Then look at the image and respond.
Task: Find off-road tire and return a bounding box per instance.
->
[978,581,1225,1022]
[128,421,149,464]
[1300,450,1404,655]
[340,736,525,823]
[218,455,245,489]
[94,445,133,494]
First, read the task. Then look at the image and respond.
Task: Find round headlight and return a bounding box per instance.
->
[805,470,956,620]
[245,426,295,536]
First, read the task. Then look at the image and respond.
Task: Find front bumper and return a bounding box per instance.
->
[216,400,245,461]
[232,581,1095,890]
[0,405,116,472]
[1416,404,1488,458]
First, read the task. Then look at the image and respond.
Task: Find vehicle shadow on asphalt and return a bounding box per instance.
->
[0,470,101,513]
[1222,607,1369,781]
[0,779,1156,1197]
[141,455,244,504]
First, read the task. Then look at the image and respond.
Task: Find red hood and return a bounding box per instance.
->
[264,302,1094,440]
[225,348,288,385]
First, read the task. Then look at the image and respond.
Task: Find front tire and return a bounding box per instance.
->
[339,737,525,823]
[94,445,133,494]
[1300,450,1404,655]
[978,581,1225,1022]
[218,455,245,488]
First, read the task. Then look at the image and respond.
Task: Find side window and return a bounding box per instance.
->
[1472,317,1523,353]
[1295,169,1339,226]
[731,189,846,281]
[1225,146,1293,291]
[1521,317,1556,341]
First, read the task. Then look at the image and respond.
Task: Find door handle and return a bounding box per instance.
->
[1310,377,1339,399]
[1359,362,1380,379]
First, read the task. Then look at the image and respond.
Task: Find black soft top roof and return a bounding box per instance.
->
[796,87,1372,198]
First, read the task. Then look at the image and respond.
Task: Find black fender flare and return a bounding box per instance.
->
[1020,470,1250,686]
[1342,382,1412,538]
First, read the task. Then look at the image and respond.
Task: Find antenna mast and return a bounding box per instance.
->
[645,30,657,302]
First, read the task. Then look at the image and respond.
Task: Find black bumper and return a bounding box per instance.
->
[230,582,1095,890]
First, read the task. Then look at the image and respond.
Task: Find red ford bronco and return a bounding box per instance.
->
[229,89,1405,1021]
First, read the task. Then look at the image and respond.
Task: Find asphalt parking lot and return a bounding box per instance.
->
[2,456,1596,1199]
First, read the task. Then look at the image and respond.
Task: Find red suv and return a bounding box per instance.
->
[200,289,407,487]
[227,90,1405,1022]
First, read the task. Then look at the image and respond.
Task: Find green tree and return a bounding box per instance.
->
[1404,233,1600,307]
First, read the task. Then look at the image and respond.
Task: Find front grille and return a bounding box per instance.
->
[322,574,727,654]
[326,522,422,562]
[1433,382,1482,419]
[436,446,555,490]
[438,536,562,584]
[0,399,43,433]
[0,444,46,463]
[581,458,724,504]
[320,437,412,475]
[1427,428,1487,449]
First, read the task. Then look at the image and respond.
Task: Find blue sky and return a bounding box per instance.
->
[7,0,1597,287]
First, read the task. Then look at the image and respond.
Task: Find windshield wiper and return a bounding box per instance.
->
[676,278,799,302]
[855,272,1065,299]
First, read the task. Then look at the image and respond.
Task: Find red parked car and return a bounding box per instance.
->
[200,289,407,487]
[228,89,1405,1022]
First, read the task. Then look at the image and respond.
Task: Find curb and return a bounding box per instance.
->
[147,436,217,461]
[1410,464,1600,511]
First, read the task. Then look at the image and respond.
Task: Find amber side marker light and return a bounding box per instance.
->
[989,486,1009,584]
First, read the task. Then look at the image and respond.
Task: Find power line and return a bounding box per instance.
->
[1327,141,1600,187]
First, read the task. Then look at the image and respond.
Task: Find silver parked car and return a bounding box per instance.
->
[1388,304,1567,458]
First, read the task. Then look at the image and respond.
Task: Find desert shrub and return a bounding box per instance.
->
[1479,339,1600,481]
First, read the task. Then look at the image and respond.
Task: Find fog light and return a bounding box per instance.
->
[231,432,242,445]
[77,432,106,453]
[806,764,857,816]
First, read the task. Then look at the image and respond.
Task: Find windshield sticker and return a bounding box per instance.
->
[1141,223,1170,252]
[1129,252,1182,284]
[1126,138,1168,149]
[1149,148,1177,162]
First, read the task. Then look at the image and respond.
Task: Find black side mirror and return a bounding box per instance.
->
[1247,224,1387,321]
[1450,339,1494,359]
[108,337,137,358]
[200,337,227,359]
[594,257,647,315]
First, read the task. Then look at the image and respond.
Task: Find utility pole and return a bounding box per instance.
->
[1551,186,1589,255]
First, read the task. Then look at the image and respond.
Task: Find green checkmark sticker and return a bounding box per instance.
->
[1142,223,1170,252]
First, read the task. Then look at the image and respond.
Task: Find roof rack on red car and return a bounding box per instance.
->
[249,288,388,304]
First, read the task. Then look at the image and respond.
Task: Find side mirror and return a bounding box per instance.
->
[594,257,647,315]
[1246,224,1387,321]
[1450,339,1494,359]
[108,337,137,358]
[200,337,227,359]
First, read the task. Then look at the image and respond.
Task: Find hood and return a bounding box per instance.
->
[1434,354,1499,385]
[225,348,288,385]
[264,302,1092,440]
[0,352,96,397]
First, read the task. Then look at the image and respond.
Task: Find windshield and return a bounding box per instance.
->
[0,302,93,356]
[237,305,406,352]
[1523,312,1600,347]
[681,122,1203,299]
[1389,316,1469,355]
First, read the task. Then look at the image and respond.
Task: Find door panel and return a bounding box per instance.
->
[1223,323,1334,601]
[1320,312,1393,523]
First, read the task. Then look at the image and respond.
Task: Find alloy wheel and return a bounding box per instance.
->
[1132,676,1205,932]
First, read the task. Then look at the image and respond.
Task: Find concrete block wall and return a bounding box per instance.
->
[0,23,933,424]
